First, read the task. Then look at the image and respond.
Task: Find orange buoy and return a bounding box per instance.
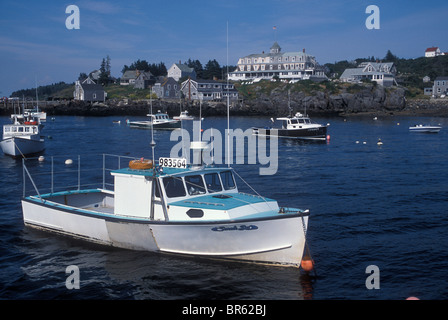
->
[406,296,420,300]
[326,134,330,141]
[301,259,314,272]
[129,158,153,170]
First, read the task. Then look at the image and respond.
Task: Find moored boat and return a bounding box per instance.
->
[21,153,311,268]
[173,110,194,121]
[253,112,328,140]
[1,114,44,157]
[126,111,180,129]
[409,124,441,133]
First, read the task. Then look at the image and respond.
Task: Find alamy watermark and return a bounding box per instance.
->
[65,265,80,290]
[365,5,380,30]
[365,265,380,289]
[170,121,278,175]
[65,5,80,30]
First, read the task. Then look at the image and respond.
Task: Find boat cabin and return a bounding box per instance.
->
[147,111,173,123]
[3,123,39,137]
[276,113,312,129]
[110,163,277,222]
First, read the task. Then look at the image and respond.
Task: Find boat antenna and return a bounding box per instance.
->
[150,87,156,164]
[288,89,292,116]
[226,21,230,167]
[35,77,39,113]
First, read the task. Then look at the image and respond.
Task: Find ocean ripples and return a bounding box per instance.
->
[1,115,448,299]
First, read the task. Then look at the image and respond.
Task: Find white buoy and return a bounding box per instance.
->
[356,141,360,144]
[363,141,367,144]
[65,159,73,165]
[377,139,383,146]
[38,156,45,162]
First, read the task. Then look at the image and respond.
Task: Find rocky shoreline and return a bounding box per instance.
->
[2,85,448,118]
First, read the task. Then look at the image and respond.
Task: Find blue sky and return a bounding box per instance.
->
[1,0,447,96]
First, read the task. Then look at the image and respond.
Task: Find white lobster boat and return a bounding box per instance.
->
[21,153,311,268]
[1,114,44,157]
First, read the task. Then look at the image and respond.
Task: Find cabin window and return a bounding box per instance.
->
[4,127,10,132]
[18,127,24,132]
[220,171,236,190]
[185,175,206,195]
[163,177,186,198]
[204,173,222,193]
[290,119,298,124]
[25,127,30,132]
[298,119,305,124]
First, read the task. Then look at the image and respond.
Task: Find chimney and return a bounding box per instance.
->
[303,48,305,53]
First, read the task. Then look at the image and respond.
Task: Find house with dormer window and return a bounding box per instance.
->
[228,42,327,82]
[340,62,397,87]
[180,78,238,102]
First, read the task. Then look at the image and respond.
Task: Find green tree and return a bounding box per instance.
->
[384,50,398,62]
[99,58,109,86]
[187,59,204,79]
[203,59,221,80]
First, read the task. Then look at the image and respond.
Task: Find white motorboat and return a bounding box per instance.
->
[409,124,441,133]
[24,108,47,122]
[21,152,311,268]
[1,114,44,157]
[173,110,194,121]
[126,111,180,129]
[253,112,328,140]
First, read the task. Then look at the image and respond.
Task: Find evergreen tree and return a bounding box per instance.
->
[99,58,109,86]
[187,59,204,79]
[384,50,398,62]
[203,59,221,80]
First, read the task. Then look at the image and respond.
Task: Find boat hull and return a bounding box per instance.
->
[253,126,327,140]
[1,136,45,157]
[409,126,441,133]
[127,120,181,129]
[22,195,309,267]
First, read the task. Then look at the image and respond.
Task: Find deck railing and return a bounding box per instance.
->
[22,154,139,198]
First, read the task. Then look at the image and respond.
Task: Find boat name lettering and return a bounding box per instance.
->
[211,225,258,232]
[159,157,187,168]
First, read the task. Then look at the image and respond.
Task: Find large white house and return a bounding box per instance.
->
[339,62,397,87]
[228,42,327,82]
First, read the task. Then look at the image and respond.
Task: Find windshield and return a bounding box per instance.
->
[163,177,186,198]
[220,170,236,190]
[185,175,206,195]
[204,172,223,193]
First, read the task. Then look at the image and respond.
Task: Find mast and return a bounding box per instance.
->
[226,21,230,167]
[35,78,39,112]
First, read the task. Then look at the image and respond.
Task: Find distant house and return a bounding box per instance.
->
[74,77,107,102]
[180,78,238,102]
[153,77,181,99]
[425,47,442,58]
[134,71,155,89]
[168,63,196,81]
[120,69,155,88]
[432,76,448,97]
[339,62,397,87]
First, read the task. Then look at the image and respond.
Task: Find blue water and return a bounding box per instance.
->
[1,114,447,300]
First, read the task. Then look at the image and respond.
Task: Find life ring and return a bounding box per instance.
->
[129,158,153,170]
